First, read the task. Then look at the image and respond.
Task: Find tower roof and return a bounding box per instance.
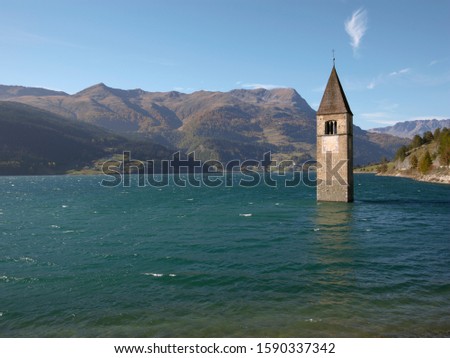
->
[317,66,353,116]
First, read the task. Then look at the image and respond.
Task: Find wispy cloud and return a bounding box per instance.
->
[361,112,391,119]
[312,85,326,93]
[367,119,401,126]
[367,67,450,90]
[345,8,368,55]
[0,29,83,49]
[367,67,411,89]
[240,83,287,90]
[361,113,400,126]
[412,71,450,87]
[367,73,385,90]
[389,68,410,76]
[428,58,449,67]
[361,104,403,126]
[374,99,399,111]
[172,86,195,93]
[367,81,376,90]
[361,113,399,125]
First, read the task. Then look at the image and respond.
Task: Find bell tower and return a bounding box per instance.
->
[316,65,353,202]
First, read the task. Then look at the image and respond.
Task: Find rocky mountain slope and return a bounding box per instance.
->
[369,119,450,138]
[0,83,408,165]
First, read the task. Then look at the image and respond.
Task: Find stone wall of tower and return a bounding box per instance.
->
[316,113,353,202]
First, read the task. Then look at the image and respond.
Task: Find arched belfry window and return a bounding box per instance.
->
[325,120,337,135]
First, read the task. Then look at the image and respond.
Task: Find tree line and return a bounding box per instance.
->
[393,127,450,174]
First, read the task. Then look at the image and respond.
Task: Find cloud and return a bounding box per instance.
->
[345,8,368,54]
[361,113,398,124]
[361,112,401,126]
[428,58,449,67]
[367,119,400,126]
[312,85,326,93]
[367,81,376,90]
[367,67,412,89]
[411,71,450,86]
[240,83,287,90]
[361,113,399,126]
[366,73,384,89]
[360,97,403,125]
[361,112,391,119]
[374,100,399,111]
[389,68,410,76]
[0,29,83,49]
[172,86,195,93]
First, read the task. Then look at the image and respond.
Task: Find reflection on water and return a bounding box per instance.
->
[315,202,353,235]
[313,202,356,305]
[314,201,354,255]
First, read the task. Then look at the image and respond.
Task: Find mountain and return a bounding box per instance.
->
[0,84,68,99]
[369,119,450,138]
[0,101,172,175]
[0,83,408,166]
[353,126,409,165]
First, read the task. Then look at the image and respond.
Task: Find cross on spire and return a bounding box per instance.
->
[332,49,335,67]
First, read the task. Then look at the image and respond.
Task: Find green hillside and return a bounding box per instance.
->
[0,102,172,175]
[358,128,450,184]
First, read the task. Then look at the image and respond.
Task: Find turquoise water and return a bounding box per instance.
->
[0,174,449,337]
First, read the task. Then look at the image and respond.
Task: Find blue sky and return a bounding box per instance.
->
[0,0,449,129]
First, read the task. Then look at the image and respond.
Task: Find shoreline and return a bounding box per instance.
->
[374,171,450,185]
[2,169,450,185]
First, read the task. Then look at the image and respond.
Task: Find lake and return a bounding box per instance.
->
[0,174,449,337]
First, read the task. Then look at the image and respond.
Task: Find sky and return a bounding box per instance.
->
[0,0,449,129]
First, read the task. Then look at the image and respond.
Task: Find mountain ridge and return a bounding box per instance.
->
[0,83,408,165]
[0,84,68,99]
[369,119,450,138]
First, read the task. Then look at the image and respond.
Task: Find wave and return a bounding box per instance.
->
[142,273,177,278]
[0,275,38,283]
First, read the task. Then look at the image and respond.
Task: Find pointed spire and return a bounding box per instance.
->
[317,66,352,115]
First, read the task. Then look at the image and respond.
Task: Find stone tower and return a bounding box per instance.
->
[316,65,353,202]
